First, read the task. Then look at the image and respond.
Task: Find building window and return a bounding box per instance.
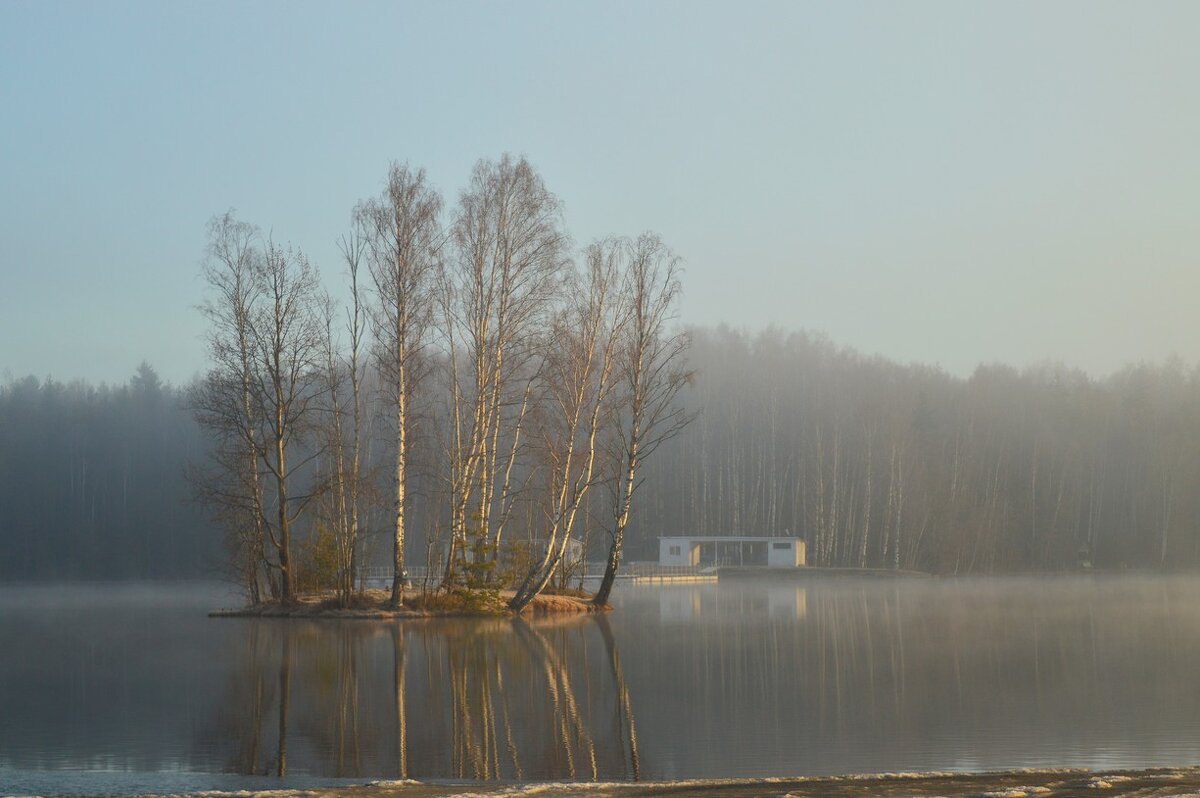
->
[669,545,681,556]
[772,542,791,550]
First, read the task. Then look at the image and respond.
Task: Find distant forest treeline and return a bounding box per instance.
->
[0,364,217,579]
[637,327,1200,572]
[3,331,1199,580]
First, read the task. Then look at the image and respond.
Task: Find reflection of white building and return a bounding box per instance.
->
[656,585,808,621]
[658,536,805,568]
[658,588,704,621]
[769,587,807,619]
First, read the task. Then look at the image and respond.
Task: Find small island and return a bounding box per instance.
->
[210,586,605,620]
[194,157,689,619]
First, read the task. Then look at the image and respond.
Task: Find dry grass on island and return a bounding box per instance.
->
[210,585,607,620]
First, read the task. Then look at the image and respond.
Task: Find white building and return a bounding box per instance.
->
[658,536,805,568]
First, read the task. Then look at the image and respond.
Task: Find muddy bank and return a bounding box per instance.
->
[209,588,605,620]
[86,767,1200,798]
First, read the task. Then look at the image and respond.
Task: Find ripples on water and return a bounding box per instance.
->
[2,575,1200,794]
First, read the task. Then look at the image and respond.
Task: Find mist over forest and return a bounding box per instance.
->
[3,335,1198,581]
[0,364,215,579]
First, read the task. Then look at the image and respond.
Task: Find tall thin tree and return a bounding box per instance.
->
[594,234,693,606]
[247,241,327,604]
[194,212,271,601]
[360,164,442,607]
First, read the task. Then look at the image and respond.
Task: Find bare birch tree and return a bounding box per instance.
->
[247,241,327,604]
[193,212,271,602]
[509,244,625,611]
[593,234,693,606]
[360,164,442,606]
[318,232,370,604]
[440,155,568,584]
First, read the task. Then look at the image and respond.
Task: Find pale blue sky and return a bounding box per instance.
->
[2,1,1198,385]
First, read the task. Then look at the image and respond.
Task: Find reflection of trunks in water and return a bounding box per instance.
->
[24,577,1200,785]
[205,615,640,782]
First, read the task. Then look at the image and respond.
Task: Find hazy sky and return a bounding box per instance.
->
[2,1,1198,386]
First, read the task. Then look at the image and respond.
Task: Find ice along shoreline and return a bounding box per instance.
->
[61,766,1200,798]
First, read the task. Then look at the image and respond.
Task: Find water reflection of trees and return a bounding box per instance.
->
[206,581,1200,780]
[207,615,640,781]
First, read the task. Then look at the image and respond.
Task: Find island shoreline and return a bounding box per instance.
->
[208,587,608,620]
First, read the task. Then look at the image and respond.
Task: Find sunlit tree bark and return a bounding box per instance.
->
[440,155,567,584]
[510,244,624,611]
[360,163,442,606]
[594,235,693,606]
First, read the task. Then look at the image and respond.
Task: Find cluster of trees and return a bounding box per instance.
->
[192,155,690,608]
[636,327,1200,572]
[0,365,218,579]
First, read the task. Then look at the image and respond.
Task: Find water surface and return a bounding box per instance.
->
[3,575,1200,794]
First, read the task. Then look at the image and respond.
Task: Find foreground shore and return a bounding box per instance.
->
[74,767,1200,798]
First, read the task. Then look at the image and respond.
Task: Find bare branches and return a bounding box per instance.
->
[509,243,625,611]
[194,157,692,610]
[593,234,695,606]
[440,155,569,585]
[194,214,326,604]
[360,163,443,606]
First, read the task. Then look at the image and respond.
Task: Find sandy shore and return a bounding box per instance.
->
[76,767,1200,798]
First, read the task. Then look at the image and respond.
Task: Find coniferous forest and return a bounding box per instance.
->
[0,364,215,579]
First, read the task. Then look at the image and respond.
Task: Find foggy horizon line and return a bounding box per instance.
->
[4,321,1197,389]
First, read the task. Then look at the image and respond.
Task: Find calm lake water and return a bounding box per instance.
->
[3,575,1200,795]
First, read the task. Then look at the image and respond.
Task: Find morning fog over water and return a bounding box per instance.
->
[3,576,1200,795]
